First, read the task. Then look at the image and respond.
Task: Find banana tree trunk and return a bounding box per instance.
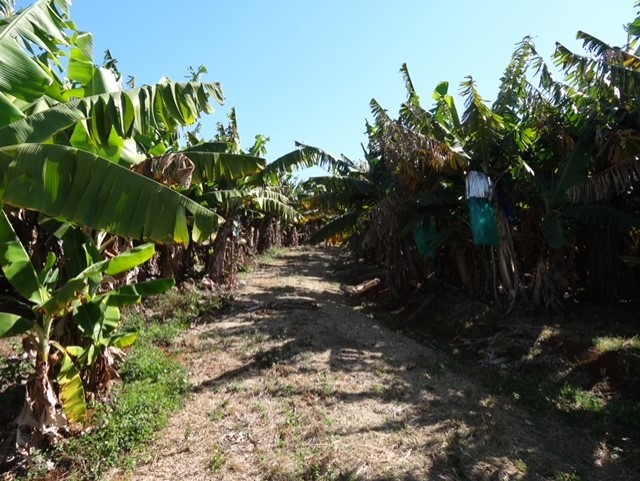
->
[285,226,299,247]
[16,356,67,451]
[257,216,277,253]
[208,215,236,283]
[158,244,185,280]
[494,208,523,312]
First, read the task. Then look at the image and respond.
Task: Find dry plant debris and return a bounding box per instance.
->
[110,247,636,481]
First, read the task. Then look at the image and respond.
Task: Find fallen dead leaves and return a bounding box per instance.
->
[111,247,637,481]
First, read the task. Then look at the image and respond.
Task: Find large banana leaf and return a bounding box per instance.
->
[302,176,379,210]
[39,244,156,318]
[77,82,224,138]
[71,81,224,163]
[0,313,34,337]
[563,204,640,231]
[0,1,15,17]
[200,188,301,223]
[309,210,362,244]
[0,92,25,128]
[0,100,83,145]
[252,190,302,223]
[492,37,538,122]
[67,31,94,87]
[199,189,246,207]
[0,144,222,244]
[180,148,265,184]
[460,77,505,170]
[0,0,70,101]
[0,78,225,168]
[97,278,175,308]
[103,243,155,276]
[381,120,469,175]
[0,208,47,303]
[552,134,593,204]
[259,143,355,183]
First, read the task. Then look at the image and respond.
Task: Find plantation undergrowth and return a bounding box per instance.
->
[1,247,639,481]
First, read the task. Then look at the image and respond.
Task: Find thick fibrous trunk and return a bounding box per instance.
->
[16,358,66,451]
[208,216,236,283]
[257,216,277,253]
[285,226,299,248]
[494,209,523,311]
[158,245,185,280]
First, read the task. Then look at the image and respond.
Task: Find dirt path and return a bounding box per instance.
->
[114,247,634,481]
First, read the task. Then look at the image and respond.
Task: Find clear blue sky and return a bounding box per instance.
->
[24,1,640,172]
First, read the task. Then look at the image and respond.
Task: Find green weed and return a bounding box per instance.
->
[285,403,301,427]
[57,336,189,479]
[256,248,284,264]
[208,445,226,472]
[559,384,605,413]
[554,470,583,481]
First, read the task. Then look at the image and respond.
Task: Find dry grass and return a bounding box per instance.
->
[108,247,637,481]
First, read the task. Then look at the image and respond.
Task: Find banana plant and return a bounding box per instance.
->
[0,2,226,245]
[178,109,346,281]
[0,208,174,448]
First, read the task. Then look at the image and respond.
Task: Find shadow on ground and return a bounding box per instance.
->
[189,248,639,481]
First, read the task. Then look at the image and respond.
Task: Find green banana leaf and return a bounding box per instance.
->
[0,208,47,303]
[67,31,94,87]
[0,144,222,244]
[73,302,105,341]
[39,278,86,317]
[200,188,301,223]
[0,312,34,337]
[41,244,156,317]
[563,204,640,231]
[0,100,84,145]
[259,143,355,182]
[0,0,70,101]
[302,176,379,211]
[552,135,593,205]
[251,191,302,223]
[309,210,362,244]
[104,243,155,276]
[180,149,265,184]
[199,189,245,207]
[97,278,175,308]
[0,92,25,128]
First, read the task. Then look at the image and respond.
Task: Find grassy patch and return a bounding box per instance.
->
[554,471,583,481]
[36,286,219,480]
[207,444,227,473]
[57,342,189,479]
[256,248,285,264]
[559,384,605,413]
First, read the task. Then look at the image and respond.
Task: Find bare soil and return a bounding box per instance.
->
[106,247,637,481]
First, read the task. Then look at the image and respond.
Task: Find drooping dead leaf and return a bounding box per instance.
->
[16,362,67,453]
[132,153,195,189]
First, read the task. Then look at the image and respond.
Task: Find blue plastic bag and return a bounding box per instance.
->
[467,197,500,246]
[413,219,438,258]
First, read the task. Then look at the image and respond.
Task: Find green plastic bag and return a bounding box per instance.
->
[467,197,500,246]
[413,219,438,258]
